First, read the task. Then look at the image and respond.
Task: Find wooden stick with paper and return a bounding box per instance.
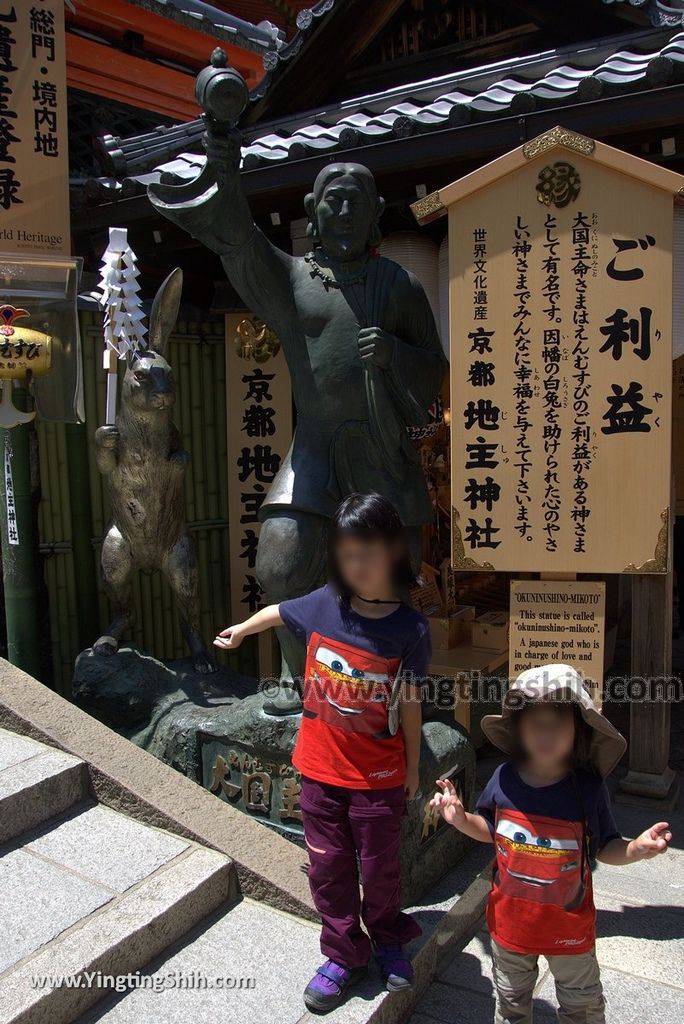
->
[98,227,146,425]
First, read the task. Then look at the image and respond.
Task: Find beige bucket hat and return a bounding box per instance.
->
[481,664,626,777]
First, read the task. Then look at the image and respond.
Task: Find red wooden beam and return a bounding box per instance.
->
[66,34,200,120]
[66,0,264,85]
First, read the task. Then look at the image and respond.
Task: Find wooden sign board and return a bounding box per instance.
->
[0,1,71,257]
[510,579,606,707]
[423,129,681,574]
[225,314,292,628]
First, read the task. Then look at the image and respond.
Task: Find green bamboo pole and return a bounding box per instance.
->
[160,565,174,659]
[0,387,42,679]
[189,341,206,524]
[49,423,70,693]
[36,420,60,685]
[45,559,59,685]
[65,422,99,651]
[149,569,164,659]
[130,571,141,651]
[63,548,79,696]
[201,338,219,520]
[180,341,195,522]
[210,527,225,660]
[85,316,110,634]
[144,573,156,656]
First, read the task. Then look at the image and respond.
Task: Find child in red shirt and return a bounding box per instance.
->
[214,493,431,1013]
[431,665,672,1024]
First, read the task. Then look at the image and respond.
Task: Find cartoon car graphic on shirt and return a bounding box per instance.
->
[494,809,586,909]
[302,632,400,735]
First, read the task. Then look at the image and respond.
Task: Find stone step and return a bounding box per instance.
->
[78,843,494,1024]
[0,844,234,1024]
[0,740,90,844]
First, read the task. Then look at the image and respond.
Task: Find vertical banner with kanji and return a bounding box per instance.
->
[438,132,680,574]
[0,0,70,257]
[225,313,292,628]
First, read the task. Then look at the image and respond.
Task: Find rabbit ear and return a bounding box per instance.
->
[148,267,183,357]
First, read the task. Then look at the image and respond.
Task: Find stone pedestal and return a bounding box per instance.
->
[73,646,476,903]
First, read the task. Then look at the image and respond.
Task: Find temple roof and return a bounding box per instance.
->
[239,26,682,167]
[85,24,684,204]
[124,0,285,54]
[602,0,684,27]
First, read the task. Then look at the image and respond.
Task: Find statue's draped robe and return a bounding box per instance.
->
[149,187,446,525]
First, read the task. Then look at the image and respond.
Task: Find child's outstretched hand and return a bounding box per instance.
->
[430,777,465,828]
[629,822,672,860]
[213,624,245,651]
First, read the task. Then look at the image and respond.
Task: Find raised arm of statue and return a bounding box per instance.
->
[148,126,295,333]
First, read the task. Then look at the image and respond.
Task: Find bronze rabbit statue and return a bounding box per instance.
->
[93,267,214,673]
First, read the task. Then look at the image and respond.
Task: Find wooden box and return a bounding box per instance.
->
[472,611,509,652]
[410,562,444,617]
[428,605,476,650]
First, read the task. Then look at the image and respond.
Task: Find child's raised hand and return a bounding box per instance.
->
[213,624,245,651]
[430,777,466,827]
[629,822,672,860]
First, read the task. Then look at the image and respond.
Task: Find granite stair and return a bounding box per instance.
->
[0,726,234,1024]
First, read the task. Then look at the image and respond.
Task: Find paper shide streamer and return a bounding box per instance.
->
[98,227,146,424]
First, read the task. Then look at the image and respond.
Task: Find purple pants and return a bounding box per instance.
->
[300,776,422,969]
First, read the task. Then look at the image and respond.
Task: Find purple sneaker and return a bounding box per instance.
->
[374,943,414,992]
[303,960,367,1013]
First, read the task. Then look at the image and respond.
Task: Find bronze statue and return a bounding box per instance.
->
[148,59,446,712]
[93,268,214,673]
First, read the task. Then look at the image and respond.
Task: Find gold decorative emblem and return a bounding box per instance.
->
[451,506,495,571]
[536,162,581,208]
[411,190,445,223]
[234,317,280,362]
[522,126,595,160]
[622,508,670,573]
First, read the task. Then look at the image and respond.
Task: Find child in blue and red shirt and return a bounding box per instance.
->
[431,665,672,1024]
[215,493,431,1013]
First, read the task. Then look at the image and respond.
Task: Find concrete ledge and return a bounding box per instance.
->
[0,660,316,920]
[362,864,492,1024]
[307,849,493,1024]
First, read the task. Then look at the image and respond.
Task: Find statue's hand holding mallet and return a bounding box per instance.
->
[202,127,242,186]
[358,327,395,369]
[197,47,248,185]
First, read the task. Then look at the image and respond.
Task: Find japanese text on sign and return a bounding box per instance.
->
[510,580,606,707]
[450,152,673,573]
[0,1,70,256]
[226,314,292,620]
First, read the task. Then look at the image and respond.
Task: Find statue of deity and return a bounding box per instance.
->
[148,124,446,713]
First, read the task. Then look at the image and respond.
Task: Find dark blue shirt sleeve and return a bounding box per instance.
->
[401,620,432,687]
[475,768,499,836]
[591,779,621,854]
[278,586,326,641]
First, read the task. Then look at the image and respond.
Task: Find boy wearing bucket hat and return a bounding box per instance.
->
[430,664,671,1024]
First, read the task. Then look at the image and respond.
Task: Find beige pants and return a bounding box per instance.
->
[491,939,605,1024]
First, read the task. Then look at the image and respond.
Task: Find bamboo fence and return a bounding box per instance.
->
[36,310,258,694]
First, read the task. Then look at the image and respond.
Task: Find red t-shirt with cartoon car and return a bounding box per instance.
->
[279,586,431,789]
[476,763,620,955]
